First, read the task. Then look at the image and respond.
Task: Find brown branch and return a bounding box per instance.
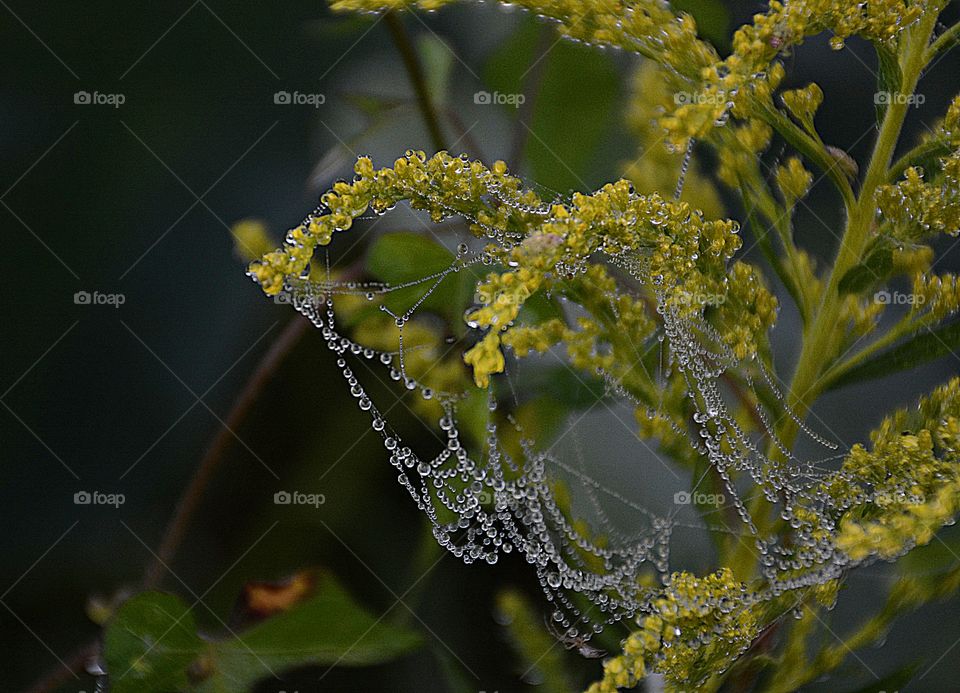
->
[24,315,310,693]
[22,641,98,693]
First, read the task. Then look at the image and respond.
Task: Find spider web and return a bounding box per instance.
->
[260,162,890,655]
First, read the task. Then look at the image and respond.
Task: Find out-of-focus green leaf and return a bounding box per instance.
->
[672,0,730,49]
[838,243,893,294]
[103,592,204,693]
[839,662,918,693]
[828,320,960,390]
[105,573,423,693]
[418,34,455,106]
[495,589,577,692]
[898,525,960,576]
[484,18,618,193]
[366,232,474,324]
[517,288,564,324]
[198,571,422,691]
[529,366,606,409]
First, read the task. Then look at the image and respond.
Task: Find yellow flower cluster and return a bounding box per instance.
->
[910,272,960,320]
[715,262,780,360]
[461,183,742,385]
[249,151,758,390]
[877,149,960,239]
[826,377,960,561]
[623,61,725,218]
[775,157,815,206]
[587,569,758,692]
[249,151,530,295]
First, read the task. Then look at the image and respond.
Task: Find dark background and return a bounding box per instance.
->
[2,2,959,691]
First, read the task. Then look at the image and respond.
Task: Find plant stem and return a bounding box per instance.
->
[729,8,940,577]
[23,317,309,693]
[776,8,940,443]
[925,19,960,63]
[385,11,448,153]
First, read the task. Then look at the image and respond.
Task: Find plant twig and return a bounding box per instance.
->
[24,316,310,693]
[384,11,448,152]
[22,641,98,693]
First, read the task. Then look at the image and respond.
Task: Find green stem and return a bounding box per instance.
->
[385,11,448,153]
[728,9,941,576]
[925,19,960,63]
[773,8,939,453]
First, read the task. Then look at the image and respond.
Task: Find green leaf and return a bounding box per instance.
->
[534,366,607,409]
[417,34,455,107]
[873,41,903,127]
[840,662,918,693]
[671,0,730,49]
[837,243,893,294]
[104,574,423,693]
[898,524,960,577]
[484,18,619,192]
[103,593,204,693]
[828,320,960,390]
[366,232,475,325]
[199,571,422,691]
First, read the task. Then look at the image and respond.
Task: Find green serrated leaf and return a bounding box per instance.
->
[103,592,204,693]
[873,41,903,127]
[838,243,893,294]
[828,320,960,390]
[198,571,422,692]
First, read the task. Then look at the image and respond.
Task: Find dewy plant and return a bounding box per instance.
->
[245,1,960,690]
